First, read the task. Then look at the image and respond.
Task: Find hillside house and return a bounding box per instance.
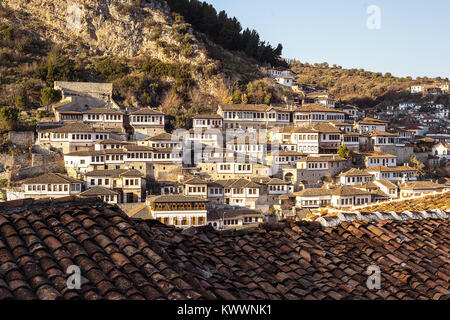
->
[78,186,119,204]
[398,181,445,198]
[372,180,399,199]
[268,68,294,78]
[192,114,223,130]
[37,122,112,153]
[355,117,387,133]
[365,165,417,183]
[84,169,144,203]
[337,168,373,186]
[207,208,264,230]
[147,195,208,228]
[218,104,293,130]
[432,142,450,161]
[22,173,84,199]
[410,85,424,94]
[275,76,295,87]
[364,153,398,168]
[290,123,342,154]
[130,108,166,138]
[293,104,346,126]
[283,155,349,185]
[370,130,400,147]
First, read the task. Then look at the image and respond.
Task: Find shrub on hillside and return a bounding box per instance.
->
[94,57,128,82]
[35,53,82,85]
[141,58,192,88]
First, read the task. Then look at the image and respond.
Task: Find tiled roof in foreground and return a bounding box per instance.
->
[0,196,449,300]
[354,192,450,213]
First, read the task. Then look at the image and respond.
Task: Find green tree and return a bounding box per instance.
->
[246,79,273,104]
[338,145,350,159]
[35,53,81,85]
[15,95,27,109]
[40,87,61,106]
[232,89,242,104]
[0,106,19,132]
[94,57,127,82]
[410,156,425,178]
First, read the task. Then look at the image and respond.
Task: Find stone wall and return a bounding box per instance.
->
[374,145,415,164]
[152,163,184,182]
[8,131,35,147]
[10,166,47,182]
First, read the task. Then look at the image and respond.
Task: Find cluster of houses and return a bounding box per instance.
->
[410,83,449,96]
[6,79,450,229]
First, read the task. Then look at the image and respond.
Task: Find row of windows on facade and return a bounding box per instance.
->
[153,203,207,210]
[101,144,123,149]
[159,216,205,226]
[102,195,117,202]
[162,187,182,194]
[295,134,341,141]
[211,216,261,227]
[369,158,395,164]
[360,125,385,131]
[188,186,258,195]
[61,114,82,120]
[88,153,180,163]
[299,146,319,151]
[341,197,369,205]
[375,138,397,144]
[346,176,372,183]
[127,152,180,160]
[190,134,219,140]
[151,143,180,148]
[195,119,222,126]
[344,136,359,142]
[86,114,122,121]
[379,172,414,178]
[132,116,164,123]
[295,114,345,121]
[90,178,140,186]
[43,133,109,140]
[219,164,252,171]
[276,156,302,163]
[308,161,341,169]
[223,111,287,120]
[303,200,330,206]
[268,185,288,191]
[26,184,81,192]
[307,162,327,169]
[231,145,264,152]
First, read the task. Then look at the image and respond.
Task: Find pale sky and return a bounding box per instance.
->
[204,0,450,79]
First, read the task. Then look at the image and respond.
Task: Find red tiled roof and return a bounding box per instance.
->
[295,104,346,113]
[0,197,449,300]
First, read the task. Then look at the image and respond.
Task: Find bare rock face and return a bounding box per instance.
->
[3,0,202,62]
[1,0,232,101]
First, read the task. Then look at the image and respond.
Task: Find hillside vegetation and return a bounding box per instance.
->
[0,0,280,129]
[0,0,448,133]
[290,60,449,108]
[166,0,286,67]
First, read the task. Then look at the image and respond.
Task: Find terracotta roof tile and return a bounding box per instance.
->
[0,196,449,300]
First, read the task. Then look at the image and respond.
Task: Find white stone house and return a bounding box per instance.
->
[22,173,84,199]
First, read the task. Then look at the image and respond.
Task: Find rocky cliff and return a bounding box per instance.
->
[3,0,204,61]
[0,0,263,123]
